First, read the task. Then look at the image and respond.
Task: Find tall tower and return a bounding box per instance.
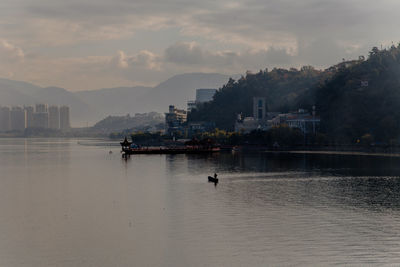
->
[253,97,266,120]
[24,106,34,128]
[59,106,70,130]
[33,103,48,128]
[0,106,11,132]
[10,106,26,131]
[35,103,48,113]
[33,112,48,128]
[48,106,60,129]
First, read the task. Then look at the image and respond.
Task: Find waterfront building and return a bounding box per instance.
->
[235,97,268,133]
[253,97,266,120]
[10,106,26,131]
[284,107,320,134]
[60,106,70,130]
[187,121,216,136]
[165,105,187,135]
[0,106,11,132]
[235,97,320,134]
[187,89,217,112]
[24,106,34,128]
[48,106,60,129]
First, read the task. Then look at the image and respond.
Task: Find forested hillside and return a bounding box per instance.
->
[190,45,400,144]
[315,46,400,143]
[189,67,329,130]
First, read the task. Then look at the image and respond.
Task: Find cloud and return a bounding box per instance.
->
[12,0,399,51]
[1,0,400,90]
[0,40,24,62]
[111,50,161,70]
[165,42,204,65]
[164,42,294,71]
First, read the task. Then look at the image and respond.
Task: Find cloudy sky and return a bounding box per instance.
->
[1,0,399,91]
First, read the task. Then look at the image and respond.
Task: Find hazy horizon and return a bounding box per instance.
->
[2,0,400,91]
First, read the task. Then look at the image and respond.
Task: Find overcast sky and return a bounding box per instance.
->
[1,0,399,91]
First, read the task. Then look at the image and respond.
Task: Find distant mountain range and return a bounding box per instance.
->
[0,73,235,126]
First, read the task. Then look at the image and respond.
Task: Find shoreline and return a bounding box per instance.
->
[265,150,400,157]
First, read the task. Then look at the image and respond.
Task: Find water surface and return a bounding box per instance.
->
[1,138,400,266]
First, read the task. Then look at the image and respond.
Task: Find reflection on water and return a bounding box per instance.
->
[1,139,400,266]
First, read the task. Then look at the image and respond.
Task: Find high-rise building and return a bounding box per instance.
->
[33,112,49,128]
[253,97,266,120]
[187,101,196,112]
[59,106,70,130]
[10,106,26,131]
[0,106,11,132]
[48,106,60,129]
[24,106,34,128]
[165,105,187,135]
[35,103,48,113]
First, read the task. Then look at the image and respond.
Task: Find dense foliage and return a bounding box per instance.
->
[193,126,305,146]
[188,67,329,130]
[93,112,164,133]
[189,45,400,144]
[314,45,400,143]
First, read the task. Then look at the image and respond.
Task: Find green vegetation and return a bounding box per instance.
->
[93,112,164,133]
[313,45,400,144]
[192,126,305,146]
[189,67,329,130]
[189,45,400,145]
[111,126,306,147]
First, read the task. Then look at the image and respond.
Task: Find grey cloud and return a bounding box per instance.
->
[163,42,294,71]
[1,0,400,90]
[165,42,204,65]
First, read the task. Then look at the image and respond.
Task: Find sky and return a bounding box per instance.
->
[1,0,400,91]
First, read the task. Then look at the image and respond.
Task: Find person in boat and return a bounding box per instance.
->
[214,173,217,179]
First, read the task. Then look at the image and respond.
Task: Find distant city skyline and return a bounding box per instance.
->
[1,0,400,91]
[0,104,70,131]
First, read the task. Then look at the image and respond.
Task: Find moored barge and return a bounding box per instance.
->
[120,137,220,155]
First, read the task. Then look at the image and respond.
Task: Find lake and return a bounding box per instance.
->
[1,138,400,266]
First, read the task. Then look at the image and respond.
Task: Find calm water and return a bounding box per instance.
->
[1,139,400,266]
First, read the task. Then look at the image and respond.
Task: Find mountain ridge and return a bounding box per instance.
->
[0,72,234,126]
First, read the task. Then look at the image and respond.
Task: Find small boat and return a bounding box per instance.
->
[208,176,219,183]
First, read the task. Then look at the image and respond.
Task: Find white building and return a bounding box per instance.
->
[24,106,34,128]
[33,112,49,128]
[10,106,26,131]
[48,105,60,129]
[235,97,268,132]
[165,105,187,135]
[253,97,267,120]
[60,106,70,130]
[0,106,11,132]
[35,103,48,113]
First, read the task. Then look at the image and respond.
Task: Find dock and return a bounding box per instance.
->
[120,137,220,155]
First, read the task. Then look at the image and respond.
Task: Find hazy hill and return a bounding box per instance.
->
[0,73,233,126]
[75,86,151,122]
[0,78,43,97]
[74,73,233,122]
[0,79,94,126]
[0,78,42,105]
[92,112,164,133]
[36,87,95,126]
[135,73,234,112]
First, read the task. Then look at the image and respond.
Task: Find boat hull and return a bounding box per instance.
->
[208,176,219,183]
[122,147,220,155]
